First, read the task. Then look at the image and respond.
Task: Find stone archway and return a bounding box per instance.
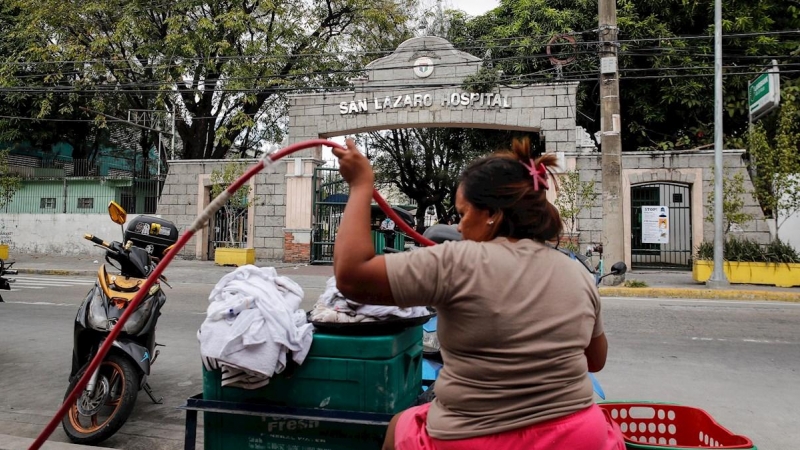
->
[282,36,579,262]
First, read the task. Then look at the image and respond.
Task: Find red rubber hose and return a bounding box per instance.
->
[29,138,433,449]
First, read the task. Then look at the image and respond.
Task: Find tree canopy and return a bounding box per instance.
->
[448,0,800,151]
[2,0,415,159]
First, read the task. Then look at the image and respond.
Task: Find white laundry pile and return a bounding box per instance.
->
[308,276,429,323]
[198,265,313,389]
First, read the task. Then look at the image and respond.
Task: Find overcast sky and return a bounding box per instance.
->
[450,0,499,16]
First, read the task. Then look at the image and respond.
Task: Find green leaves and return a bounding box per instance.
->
[457,0,799,152]
[748,92,800,233]
[0,149,22,211]
[210,161,251,208]
[4,0,415,160]
[705,169,754,233]
[210,160,253,246]
[554,170,597,235]
[695,237,800,263]
[462,67,501,93]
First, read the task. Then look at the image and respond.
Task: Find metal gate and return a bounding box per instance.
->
[311,167,349,264]
[631,183,692,270]
[207,201,248,260]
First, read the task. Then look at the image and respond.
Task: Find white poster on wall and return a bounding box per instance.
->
[642,206,669,244]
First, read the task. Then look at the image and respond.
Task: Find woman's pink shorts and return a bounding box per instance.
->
[395,403,625,450]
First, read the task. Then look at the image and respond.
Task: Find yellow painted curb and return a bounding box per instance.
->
[599,287,800,302]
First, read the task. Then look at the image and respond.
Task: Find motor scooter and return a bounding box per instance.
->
[62,201,178,445]
[0,258,18,302]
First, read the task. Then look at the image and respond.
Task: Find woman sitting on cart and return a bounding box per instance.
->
[332,137,625,450]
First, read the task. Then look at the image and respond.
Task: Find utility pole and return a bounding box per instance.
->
[598,0,624,283]
[707,0,729,288]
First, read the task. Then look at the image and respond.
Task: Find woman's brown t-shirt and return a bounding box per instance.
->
[385,237,603,440]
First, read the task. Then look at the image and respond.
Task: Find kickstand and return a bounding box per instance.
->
[143,383,163,404]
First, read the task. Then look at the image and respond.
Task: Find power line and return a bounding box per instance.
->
[3,55,797,93]
[1,29,796,68]
[0,65,796,125]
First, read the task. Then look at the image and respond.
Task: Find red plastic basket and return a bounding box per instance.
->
[598,402,755,449]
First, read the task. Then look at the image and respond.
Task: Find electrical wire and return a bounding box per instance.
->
[0,47,794,92]
[1,28,795,69]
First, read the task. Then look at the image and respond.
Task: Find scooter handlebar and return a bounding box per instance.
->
[84,234,109,248]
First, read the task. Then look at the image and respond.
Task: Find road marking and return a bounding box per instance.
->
[12,276,95,284]
[691,336,795,344]
[14,280,88,286]
[4,301,75,307]
[2,275,96,293]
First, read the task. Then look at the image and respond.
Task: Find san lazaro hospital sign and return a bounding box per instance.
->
[339,92,512,115]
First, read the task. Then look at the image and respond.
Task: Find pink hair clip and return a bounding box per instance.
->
[520,160,549,191]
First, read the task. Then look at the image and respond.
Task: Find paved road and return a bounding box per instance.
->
[0,277,798,449]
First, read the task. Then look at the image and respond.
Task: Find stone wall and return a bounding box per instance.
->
[156,159,286,261]
[0,213,154,255]
[571,150,770,266]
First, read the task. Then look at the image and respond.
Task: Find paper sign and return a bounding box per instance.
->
[642,206,669,244]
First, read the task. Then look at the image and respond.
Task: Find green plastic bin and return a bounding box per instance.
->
[203,326,423,413]
[203,326,423,450]
[204,412,388,450]
[306,325,422,360]
[203,342,423,413]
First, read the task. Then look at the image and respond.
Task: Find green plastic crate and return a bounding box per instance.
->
[306,325,422,360]
[202,327,423,450]
[203,326,423,414]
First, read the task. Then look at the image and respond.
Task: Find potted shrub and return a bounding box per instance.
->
[693,237,800,287]
[554,169,597,252]
[210,161,255,266]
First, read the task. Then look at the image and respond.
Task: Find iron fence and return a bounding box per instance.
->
[208,206,248,260]
[311,167,348,264]
[630,182,693,270]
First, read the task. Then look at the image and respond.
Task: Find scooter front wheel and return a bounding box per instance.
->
[61,353,139,445]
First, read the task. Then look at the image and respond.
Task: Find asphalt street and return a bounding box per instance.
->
[1,275,798,449]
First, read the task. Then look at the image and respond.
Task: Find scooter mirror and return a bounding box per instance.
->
[108,201,127,225]
[610,261,627,275]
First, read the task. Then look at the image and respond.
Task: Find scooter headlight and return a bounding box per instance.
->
[87,288,112,332]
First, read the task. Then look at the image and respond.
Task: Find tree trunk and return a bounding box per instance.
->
[177,117,224,160]
[415,206,428,233]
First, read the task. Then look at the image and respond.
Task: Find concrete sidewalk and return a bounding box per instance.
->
[7,253,333,283]
[5,253,799,302]
[0,434,114,450]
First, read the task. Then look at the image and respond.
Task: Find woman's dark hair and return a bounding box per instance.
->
[459,137,563,241]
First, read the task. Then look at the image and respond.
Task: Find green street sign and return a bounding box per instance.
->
[749,61,780,123]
